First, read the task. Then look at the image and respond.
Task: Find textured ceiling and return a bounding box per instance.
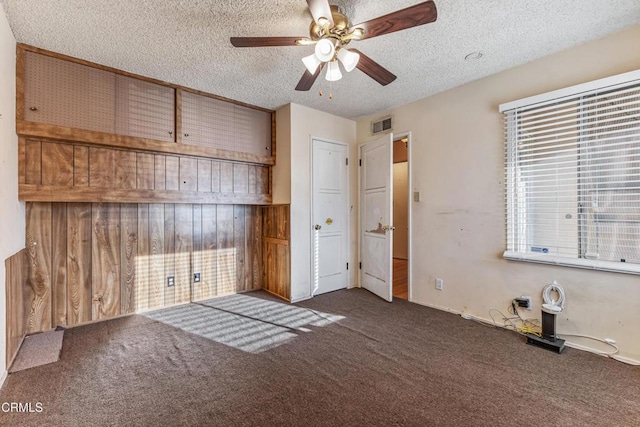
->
[2,0,640,119]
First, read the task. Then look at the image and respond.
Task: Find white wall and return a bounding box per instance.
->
[356,25,640,363]
[274,103,357,302]
[0,5,25,381]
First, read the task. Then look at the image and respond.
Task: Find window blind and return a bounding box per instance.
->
[501,70,640,274]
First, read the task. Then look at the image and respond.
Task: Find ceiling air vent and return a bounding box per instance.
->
[372,116,392,135]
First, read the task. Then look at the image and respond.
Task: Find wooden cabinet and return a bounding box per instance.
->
[24,51,117,134]
[24,51,176,142]
[181,91,272,156]
[115,75,175,142]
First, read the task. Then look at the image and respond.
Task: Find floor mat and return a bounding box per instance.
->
[9,330,64,373]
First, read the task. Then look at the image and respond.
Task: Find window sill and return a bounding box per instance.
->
[503,251,640,275]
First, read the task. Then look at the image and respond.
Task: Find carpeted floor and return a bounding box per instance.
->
[1,289,639,426]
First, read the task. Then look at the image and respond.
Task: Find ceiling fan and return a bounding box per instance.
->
[230,0,438,91]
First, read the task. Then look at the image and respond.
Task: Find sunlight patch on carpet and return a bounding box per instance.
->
[144,294,344,353]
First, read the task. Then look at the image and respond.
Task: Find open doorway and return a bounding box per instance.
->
[392,135,409,300]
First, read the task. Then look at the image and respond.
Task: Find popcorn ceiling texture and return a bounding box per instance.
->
[1,0,639,119]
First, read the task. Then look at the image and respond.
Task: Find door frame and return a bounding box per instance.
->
[309,136,350,297]
[394,131,413,301]
[358,131,413,302]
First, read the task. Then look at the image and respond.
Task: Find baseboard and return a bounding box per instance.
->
[290,294,312,304]
[411,300,640,366]
[0,369,7,389]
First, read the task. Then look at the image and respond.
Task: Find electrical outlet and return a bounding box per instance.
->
[435,278,443,290]
[167,276,175,287]
[194,272,201,283]
[414,191,421,202]
[515,295,532,310]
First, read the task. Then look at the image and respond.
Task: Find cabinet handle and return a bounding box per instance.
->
[184,133,189,137]
[168,131,173,136]
[29,107,38,111]
[266,146,270,150]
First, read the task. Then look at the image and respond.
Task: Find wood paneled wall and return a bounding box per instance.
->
[24,201,262,333]
[262,205,290,301]
[19,139,271,205]
[5,249,28,366]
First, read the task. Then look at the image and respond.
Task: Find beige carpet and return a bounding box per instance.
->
[9,330,64,373]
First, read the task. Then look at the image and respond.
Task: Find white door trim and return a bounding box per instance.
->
[309,136,350,297]
[393,131,413,302]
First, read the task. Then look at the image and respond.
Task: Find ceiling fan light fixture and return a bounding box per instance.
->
[314,38,335,62]
[337,48,360,72]
[325,60,342,82]
[302,53,322,74]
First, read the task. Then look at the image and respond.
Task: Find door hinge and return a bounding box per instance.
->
[359,262,362,269]
[346,262,349,270]
[346,158,348,166]
[359,159,362,166]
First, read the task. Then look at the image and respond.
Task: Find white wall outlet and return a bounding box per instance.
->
[435,278,443,290]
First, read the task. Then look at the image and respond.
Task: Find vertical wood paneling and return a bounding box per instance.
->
[201,204,217,301]
[164,204,176,305]
[262,205,290,301]
[116,151,136,189]
[220,162,233,193]
[120,204,137,314]
[25,202,52,333]
[154,155,166,190]
[137,153,155,190]
[91,203,121,320]
[179,157,198,192]
[192,205,203,301]
[6,249,27,367]
[51,203,67,327]
[136,204,150,312]
[233,164,249,194]
[89,148,116,188]
[148,204,165,309]
[174,204,193,304]
[18,138,26,185]
[211,161,221,193]
[74,146,89,187]
[248,166,257,194]
[67,203,92,325]
[165,156,180,191]
[257,166,269,194]
[234,205,246,291]
[41,143,73,187]
[24,140,42,185]
[19,202,267,330]
[197,159,212,193]
[217,205,235,295]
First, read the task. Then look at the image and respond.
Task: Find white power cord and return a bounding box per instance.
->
[557,333,619,356]
[543,280,566,309]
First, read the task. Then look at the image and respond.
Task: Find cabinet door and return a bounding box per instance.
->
[115,75,175,142]
[24,51,116,134]
[181,91,272,157]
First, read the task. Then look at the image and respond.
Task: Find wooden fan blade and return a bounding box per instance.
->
[295,62,326,91]
[351,0,437,40]
[306,0,334,26]
[350,49,397,86]
[230,37,305,47]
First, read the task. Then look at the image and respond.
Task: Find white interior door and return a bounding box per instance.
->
[360,133,393,301]
[312,139,349,296]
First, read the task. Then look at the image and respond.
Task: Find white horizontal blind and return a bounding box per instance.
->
[503,73,640,273]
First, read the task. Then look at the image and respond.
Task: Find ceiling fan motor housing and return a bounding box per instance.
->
[309,5,352,46]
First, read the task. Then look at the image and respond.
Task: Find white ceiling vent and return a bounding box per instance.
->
[372,116,392,135]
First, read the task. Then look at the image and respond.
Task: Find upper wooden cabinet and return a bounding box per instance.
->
[181,91,272,157]
[24,51,176,142]
[115,75,175,142]
[24,51,118,134]
[18,45,275,166]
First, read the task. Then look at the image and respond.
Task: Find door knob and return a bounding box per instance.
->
[314,224,322,230]
[382,225,396,232]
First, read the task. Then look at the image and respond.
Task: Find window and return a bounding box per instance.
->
[500,70,640,274]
